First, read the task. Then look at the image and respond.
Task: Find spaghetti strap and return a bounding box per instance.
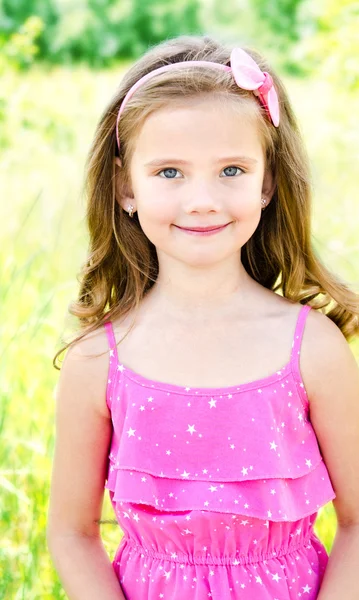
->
[104,320,119,362]
[290,304,312,399]
[104,321,119,409]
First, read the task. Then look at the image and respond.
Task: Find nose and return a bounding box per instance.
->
[184,180,222,213]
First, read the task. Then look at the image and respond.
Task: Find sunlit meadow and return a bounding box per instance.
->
[1,62,358,598]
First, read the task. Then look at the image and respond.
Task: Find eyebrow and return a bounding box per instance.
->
[144,156,258,167]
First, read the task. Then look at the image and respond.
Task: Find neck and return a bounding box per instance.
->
[143,258,257,321]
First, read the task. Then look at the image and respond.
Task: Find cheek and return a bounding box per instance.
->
[136,201,177,241]
[138,189,178,226]
[229,195,260,218]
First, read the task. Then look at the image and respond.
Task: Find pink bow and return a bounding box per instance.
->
[230,48,280,127]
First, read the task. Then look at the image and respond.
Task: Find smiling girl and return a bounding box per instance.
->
[47,34,359,600]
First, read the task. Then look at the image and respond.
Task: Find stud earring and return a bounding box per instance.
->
[127,204,134,218]
[261,198,267,211]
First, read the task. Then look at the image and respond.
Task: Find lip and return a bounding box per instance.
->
[175,223,230,232]
[174,223,231,236]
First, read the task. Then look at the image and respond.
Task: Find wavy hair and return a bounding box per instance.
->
[53,34,359,369]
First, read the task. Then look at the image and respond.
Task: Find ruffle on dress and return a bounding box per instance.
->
[105,367,336,522]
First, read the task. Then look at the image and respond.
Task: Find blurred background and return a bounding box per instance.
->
[1,0,358,597]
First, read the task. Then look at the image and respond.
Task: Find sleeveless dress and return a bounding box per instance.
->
[103,304,336,599]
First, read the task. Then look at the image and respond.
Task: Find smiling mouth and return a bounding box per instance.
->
[174,223,230,232]
[173,223,231,236]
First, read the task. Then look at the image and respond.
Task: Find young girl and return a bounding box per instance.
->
[47,34,359,600]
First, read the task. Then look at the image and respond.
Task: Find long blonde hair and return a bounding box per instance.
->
[53,34,359,369]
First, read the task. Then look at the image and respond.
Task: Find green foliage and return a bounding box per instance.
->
[0,0,202,67]
[0,15,43,72]
[297,0,359,91]
[0,0,357,85]
[251,0,304,42]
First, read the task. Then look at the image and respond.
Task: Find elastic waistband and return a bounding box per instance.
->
[123,533,314,566]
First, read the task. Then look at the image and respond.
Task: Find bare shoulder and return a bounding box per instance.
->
[59,324,111,418]
[300,306,356,402]
[299,307,359,527]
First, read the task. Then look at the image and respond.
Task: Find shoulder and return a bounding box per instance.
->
[59,323,111,417]
[300,306,358,403]
[300,307,359,527]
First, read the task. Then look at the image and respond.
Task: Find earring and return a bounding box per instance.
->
[127,204,134,218]
[261,198,267,211]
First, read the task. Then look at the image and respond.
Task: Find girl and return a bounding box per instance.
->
[47,34,359,600]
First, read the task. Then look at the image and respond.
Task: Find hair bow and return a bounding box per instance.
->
[230,47,280,127]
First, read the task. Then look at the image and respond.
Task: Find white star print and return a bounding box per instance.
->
[208,398,217,408]
[270,441,278,451]
[181,470,190,478]
[305,458,312,467]
[126,427,136,437]
[187,424,196,435]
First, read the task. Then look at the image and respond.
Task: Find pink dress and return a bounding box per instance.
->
[104,304,336,599]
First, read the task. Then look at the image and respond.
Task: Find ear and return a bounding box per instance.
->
[114,157,136,214]
[261,167,277,207]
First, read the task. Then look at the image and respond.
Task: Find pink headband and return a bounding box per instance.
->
[115,47,280,152]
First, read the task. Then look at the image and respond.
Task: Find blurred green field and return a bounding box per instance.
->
[1,61,358,598]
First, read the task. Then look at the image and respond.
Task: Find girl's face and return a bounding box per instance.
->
[116,95,275,268]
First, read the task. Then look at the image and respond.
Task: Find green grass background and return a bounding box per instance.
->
[1,62,358,598]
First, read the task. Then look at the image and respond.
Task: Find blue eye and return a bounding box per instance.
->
[157,166,244,178]
[222,166,243,177]
[158,168,179,179]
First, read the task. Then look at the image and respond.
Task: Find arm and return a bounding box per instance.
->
[302,310,359,599]
[47,330,126,600]
[317,524,359,599]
